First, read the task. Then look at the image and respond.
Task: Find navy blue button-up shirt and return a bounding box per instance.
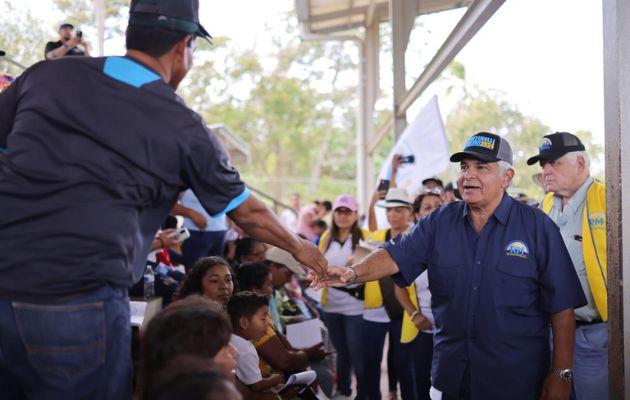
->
[384,194,586,399]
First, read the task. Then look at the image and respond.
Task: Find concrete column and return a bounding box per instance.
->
[603,0,630,398]
[390,0,415,140]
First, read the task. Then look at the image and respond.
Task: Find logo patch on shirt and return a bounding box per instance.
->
[588,212,606,230]
[505,241,529,259]
[465,135,495,150]
[539,138,552,152]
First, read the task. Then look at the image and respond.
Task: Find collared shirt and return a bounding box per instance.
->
[547,176,600,321]
[0,56,248,302]
[180,189,228,232]
[384,194,586,399]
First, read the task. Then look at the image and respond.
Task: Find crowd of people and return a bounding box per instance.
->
[0,0,608,399]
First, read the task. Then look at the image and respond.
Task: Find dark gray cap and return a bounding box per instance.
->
[450,132,513,165]
[128,0,212,42]
[526,132,585,165]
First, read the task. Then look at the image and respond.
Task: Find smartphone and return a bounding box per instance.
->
[399,154,415,164]
[377,179,390,198]
[76,30,83,38]
[169,227,190,242]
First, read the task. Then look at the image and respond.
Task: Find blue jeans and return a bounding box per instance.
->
[572,322,608,400]
[0,286,132,400]
[181,230,227,271]
[321,312,366,398]
[362,319,415,400]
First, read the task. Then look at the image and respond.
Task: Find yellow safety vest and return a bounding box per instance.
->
[363,228,420,343]
[542,180,608,321]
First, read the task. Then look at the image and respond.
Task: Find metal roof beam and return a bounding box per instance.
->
[396,0,505,116]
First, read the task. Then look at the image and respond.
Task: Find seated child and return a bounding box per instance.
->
[227,291,283,393]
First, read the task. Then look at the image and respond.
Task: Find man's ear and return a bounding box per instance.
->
[502,168,515,189]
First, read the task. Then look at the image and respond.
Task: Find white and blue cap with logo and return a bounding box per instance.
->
[450,132,513,165]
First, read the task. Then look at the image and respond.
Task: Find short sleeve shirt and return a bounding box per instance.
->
[0,56,248,302]
[231,334,263,385]
[44,41,86,58]
[384,194,586,399]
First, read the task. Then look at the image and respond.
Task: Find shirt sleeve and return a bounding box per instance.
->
[537,216,588,314]
[383,215,433,287]
[0,74,20,152]
[235,348,263,385]
[44,41,58,58]
[183,123,249,218]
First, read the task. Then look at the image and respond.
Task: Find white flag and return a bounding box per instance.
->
[375,96,450,228]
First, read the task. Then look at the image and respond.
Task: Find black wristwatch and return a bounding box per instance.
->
[551,367,574,382]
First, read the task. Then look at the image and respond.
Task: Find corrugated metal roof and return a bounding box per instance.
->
[296,0,472,34]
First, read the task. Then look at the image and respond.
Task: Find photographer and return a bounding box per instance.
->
[44,22,90,59]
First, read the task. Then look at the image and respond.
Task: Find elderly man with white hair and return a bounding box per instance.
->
[527,132,608,400]
[312,132,587,400]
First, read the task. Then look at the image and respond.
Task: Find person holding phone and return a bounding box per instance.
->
[44,22,90,59]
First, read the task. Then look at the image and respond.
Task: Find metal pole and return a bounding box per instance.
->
[95,0,105,56]
[603,0,630,398]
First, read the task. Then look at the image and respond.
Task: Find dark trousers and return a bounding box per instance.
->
[362,319,416,400]
[412,332,434,400]
[321,312,366,398]
[181,230,227,271]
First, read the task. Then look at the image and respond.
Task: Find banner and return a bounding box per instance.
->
[374,95,450,228]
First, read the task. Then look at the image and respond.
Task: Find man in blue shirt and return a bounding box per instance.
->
[314,132,586,400]
[0,0,326,399]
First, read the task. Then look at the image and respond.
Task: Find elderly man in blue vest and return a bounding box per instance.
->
[527,132,608,400]
[313,132,587,400]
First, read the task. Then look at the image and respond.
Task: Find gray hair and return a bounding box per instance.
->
[498,160,513,175]
[564,151,591,169]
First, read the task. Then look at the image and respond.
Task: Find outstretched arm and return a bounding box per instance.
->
[229,195,327,275]
[311,249,399,288]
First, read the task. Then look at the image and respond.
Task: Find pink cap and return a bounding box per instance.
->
[333,194,358,212]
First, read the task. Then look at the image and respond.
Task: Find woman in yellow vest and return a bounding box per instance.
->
[318,194,369,399]
[394,190,443,400]
[362,187,416,400]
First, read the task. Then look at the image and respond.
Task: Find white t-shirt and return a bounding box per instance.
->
[363,306,390,323]
[280,208,298,232]
[321,239,364,316]
[414,271,435,333]
[230,334,262,385]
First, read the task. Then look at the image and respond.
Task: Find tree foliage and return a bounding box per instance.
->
[0,0,48,75]
[443,62,603,199]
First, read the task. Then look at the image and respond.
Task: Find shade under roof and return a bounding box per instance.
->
[296,0,472,35]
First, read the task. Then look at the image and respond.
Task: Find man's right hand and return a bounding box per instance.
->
[293,238,327,275]
[309,266,355,288]
[66,36,81,49]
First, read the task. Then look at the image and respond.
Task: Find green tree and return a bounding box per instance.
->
[178,20,360,202]
[0,0,48,75]
[443,62,603,200]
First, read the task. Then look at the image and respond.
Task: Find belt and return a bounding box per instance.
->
[575,318,603,326]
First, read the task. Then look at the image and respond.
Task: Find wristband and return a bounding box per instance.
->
[410,310,420,320]
[348,266,359,282]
